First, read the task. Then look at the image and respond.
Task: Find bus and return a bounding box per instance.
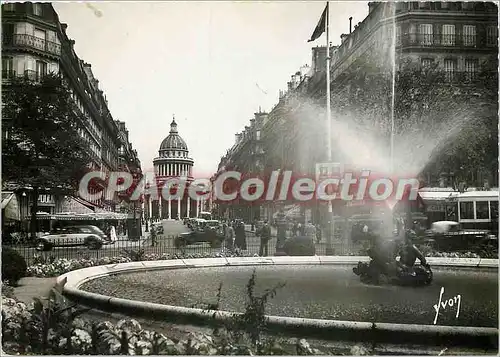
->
[455,190,498,234]
[199,211,212,220]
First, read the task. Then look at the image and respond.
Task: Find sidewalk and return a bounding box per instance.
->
[116,225,148,241]
[10,277,57,305]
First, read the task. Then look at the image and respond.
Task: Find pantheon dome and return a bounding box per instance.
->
[153,117,194,178]
[148,117,199,220]
[159,119,188,152]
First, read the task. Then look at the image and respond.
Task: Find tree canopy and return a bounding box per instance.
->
[2,73,93,194]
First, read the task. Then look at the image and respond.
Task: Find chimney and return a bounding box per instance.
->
[349,17,353,33]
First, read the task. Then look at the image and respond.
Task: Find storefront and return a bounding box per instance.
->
[2,192,21,242]
[418,190,458,226]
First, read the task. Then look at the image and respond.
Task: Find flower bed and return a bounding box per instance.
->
[25,250,491,279]
[1,288,334,355]
[26,251,254,278]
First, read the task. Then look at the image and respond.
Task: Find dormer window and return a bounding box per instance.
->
[33,3,42,16]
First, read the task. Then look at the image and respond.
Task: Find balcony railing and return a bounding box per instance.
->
[439,70,484,83]
[3,34,61,56]
[2,69,17,81]
[3,69,48,83]
[398,33,482,48]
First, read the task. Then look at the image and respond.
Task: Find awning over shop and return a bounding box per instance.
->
[24,212,128,221]
[59,196,94,214]
[2,192,20,221]
[72,196,99,211]
[418,191,458,201]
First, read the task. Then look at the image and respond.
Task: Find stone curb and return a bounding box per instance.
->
[56,257,498,349]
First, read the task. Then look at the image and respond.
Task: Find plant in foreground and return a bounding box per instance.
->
[2,247,28,286]
[2,272,375,355]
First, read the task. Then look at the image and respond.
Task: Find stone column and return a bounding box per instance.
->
[187,196,191,217]
[148,197,152,218]
[196,198,200,217]
[158,199,162,220]
[168,198,172,219]
[177,199,181,219]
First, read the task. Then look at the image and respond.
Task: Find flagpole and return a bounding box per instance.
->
[325,1,334,256]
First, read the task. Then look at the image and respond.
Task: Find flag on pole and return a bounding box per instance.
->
[308,2,328,42]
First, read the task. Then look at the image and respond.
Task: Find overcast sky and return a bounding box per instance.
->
[53,1,368,177]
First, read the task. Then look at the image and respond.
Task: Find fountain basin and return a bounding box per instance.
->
[57,257,498,349]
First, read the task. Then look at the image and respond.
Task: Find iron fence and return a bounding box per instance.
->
[400,33,480,48]
[4,231,365,266]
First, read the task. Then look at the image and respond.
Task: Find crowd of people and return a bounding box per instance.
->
[218,214,324,257]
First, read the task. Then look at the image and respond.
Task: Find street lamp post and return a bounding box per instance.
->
[325,6,334,256]
[145,196,149,232]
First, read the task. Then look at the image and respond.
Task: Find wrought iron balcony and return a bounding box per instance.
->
[397,33,484,49]
[2,70,17,81]
[3,34,61,56]
[2,69,47,83]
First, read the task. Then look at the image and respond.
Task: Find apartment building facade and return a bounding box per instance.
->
[213,1,498,224]
[1,2,140,223]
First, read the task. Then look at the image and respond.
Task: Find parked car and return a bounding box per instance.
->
[425,221,496,252]
[175,219,224,248]
[152,222,164,235]
[36,225,109,251]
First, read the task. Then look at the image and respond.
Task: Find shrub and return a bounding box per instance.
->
[283,236,316,256]
[26,251,257,278]
[2,247,27,286]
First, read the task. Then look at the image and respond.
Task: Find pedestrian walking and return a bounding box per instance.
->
[109,225,118,243]
[259,220,271,256]
[276,213,287,250]
[298,222,304,236]
[150,225,157,247]
[315,223,322,243]
[292,221,299,236]
[304,221,316,241]
[224,223,235,253]
[234,220,247,251]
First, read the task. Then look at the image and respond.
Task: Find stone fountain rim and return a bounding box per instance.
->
[55,256,498,347]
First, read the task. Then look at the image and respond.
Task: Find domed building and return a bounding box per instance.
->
[145,117,202,220]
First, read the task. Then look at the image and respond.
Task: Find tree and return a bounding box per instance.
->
[394,58,498,187]
[2,73,93,239]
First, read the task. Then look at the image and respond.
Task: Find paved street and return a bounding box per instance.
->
[15,220,354,264]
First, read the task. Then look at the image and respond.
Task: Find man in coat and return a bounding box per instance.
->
[234,219,247,250]
[259,220,271,256]
[224,223,235,253]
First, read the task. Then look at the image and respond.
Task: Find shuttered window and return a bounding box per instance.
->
[419,24,433,45]
[463,25,476,47]
[444,59,456,81]
[442,24,455,46]
[464,59,478,80]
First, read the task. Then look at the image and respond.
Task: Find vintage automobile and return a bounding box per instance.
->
[36,225,110,251]
[425,220,496,252]
[175,219,224,248]
[151,222,164,235]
